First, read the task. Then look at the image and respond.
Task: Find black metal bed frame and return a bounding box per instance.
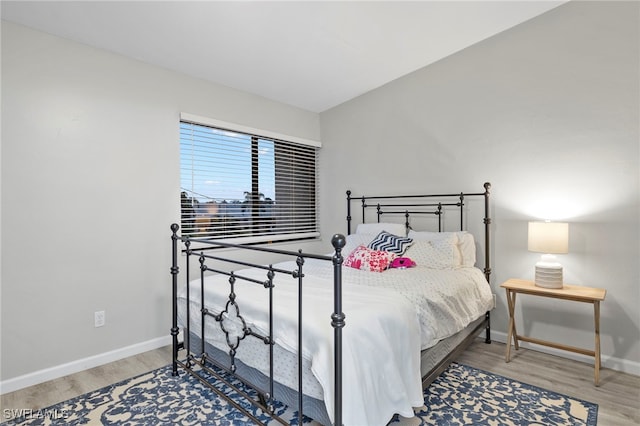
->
[347,182,493,387]
[170,182,492,426]
[171,225,347,425]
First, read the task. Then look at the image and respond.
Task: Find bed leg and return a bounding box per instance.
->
[485,311,491,344]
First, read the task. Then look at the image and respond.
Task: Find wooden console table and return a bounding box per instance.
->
[501,278,606,386]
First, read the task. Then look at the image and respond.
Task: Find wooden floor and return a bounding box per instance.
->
[2,340,639,424]
[1,346,172,421]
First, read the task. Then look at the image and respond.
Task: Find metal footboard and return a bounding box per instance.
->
[170,224,345,425]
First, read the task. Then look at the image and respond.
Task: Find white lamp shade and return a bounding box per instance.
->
[528,221,569,254]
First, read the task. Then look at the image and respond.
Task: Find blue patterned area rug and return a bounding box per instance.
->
[3,362,597,425]
[392,363,598,425]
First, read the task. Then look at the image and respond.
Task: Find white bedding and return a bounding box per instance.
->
[178,263,424,426]
[177,260,493,425]
[300,260,494,350]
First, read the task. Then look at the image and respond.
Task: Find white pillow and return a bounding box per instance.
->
[408,230,476,267]
[404,240,459,269]
[458,232,477,267]
[408,230,459,243]
[342,233,377,257]
[356,222,406,237]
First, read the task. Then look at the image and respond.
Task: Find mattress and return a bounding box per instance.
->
[188,334,333,426]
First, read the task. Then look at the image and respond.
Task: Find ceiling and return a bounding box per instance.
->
[1,1,565,113]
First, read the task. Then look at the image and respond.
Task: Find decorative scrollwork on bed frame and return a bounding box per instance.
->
[170,225,347,425]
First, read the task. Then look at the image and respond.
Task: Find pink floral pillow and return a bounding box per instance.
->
[344,245,397,272]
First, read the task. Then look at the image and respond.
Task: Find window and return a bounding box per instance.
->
[180,114,320,243]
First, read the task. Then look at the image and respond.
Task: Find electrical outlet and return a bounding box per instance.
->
[492,293,497,309]
[94,310,105,328]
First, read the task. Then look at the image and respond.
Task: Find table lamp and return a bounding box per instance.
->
[528,221,569,289]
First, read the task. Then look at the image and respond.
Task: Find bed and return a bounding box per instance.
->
[170,182,493,426]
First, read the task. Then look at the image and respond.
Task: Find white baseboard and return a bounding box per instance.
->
[491,331,640,377]
[0,335,172,395]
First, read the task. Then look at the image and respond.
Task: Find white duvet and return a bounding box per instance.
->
[300,260,495,350]
[178,262,424,426]
[177,260,493,425]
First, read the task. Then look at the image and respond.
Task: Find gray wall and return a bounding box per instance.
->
[320,1,639,373]
[1,21,323,382]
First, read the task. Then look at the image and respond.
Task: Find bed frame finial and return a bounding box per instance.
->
[331,233,346,252]
[346,190,352,235]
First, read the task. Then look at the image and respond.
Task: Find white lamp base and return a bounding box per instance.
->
[534,254,563,289]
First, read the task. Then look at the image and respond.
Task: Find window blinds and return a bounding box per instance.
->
[180,119,319,243]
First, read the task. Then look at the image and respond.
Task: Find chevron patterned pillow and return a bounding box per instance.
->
[367,231,414,255]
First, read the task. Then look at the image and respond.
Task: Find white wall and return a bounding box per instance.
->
[0,21,323,385]
[319,1,639,373]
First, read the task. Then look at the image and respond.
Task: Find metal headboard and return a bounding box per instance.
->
[346,182,492,282]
